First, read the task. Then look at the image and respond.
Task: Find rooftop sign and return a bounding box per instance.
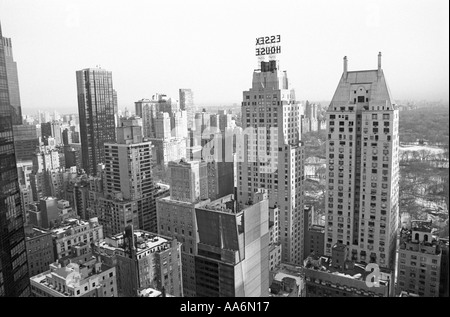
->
[255,35,281,56]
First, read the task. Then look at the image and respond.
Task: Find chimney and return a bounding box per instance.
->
[378,52,382,71]
[343,56,348,79]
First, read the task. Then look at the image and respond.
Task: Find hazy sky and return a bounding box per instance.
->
[1,0,448,114]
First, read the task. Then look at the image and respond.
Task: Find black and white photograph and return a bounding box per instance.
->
[0,0,448,305]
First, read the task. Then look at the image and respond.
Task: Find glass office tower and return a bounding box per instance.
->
[0,21,30,297]
[76,68,116,176]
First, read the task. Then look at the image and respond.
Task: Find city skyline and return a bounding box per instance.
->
[0,0,448,114]
[0,0,448,300]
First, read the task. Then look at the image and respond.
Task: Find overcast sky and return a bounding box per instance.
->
[1,0,448,114]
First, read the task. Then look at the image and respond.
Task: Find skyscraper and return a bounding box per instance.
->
[324,53,399,269]
[194,193,270,297]
[12,124,41,161]
[157,160,269,297]
[157,159,209,296]
[1,36,22,125]
[99,120,157,235]
[0,21,30,297]
[76,68,116,175]
[237,59,305,265]
[179,89,194,129]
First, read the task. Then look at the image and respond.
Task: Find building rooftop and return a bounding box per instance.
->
[101,230,175,256]
[201,194,236,214]
[399,227,441,255]
[332,243,347,252]
[51,217,100,237]
[269,264,303,297]
[30,255,114,297]
[155,183,170,194]
[309,225,325,233]
[138,287,162,297]
[304,254,392,287]
[411,220,433,233]
[398,291,420,297]
[25,226,51,239]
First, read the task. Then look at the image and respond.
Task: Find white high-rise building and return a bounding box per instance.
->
[237,59,305,265]
[325,53,400,269]
[171,110,188,139]
[155,112,172,140]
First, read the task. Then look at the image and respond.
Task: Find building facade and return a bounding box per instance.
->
[303,243,393,297]
[24,226,55,277]
[194,194,270,297]
[51,217,103,259]
[30,247,117,297]
[397,220,442,297]
[0,21,30,297]
[76,68,117,176]
[238,59,305,265]
[100,122,158,235]
[156,159,209,296]
[179,89,195,129]
[12,124,41,161]
[1,36,21,125]
[325,53,400,269]
[95,227,183,297]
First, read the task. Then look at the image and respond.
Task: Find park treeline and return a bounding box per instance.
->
[399,105,449,146]
[303,105,449,159]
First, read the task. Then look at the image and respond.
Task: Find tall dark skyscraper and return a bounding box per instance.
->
[1,36,22,125]
[76,68,116,175]
[0,21,30,297]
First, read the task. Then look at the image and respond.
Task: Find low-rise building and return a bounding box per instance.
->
[95,226,183,297]
[303,244,393,297]
[30,245,117,297]
[269,263,304,297]
[397,220,442,297]
[304,224,325,259]
[25,226,55,277]
[51,217,103,259]
[269,243,282,272]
